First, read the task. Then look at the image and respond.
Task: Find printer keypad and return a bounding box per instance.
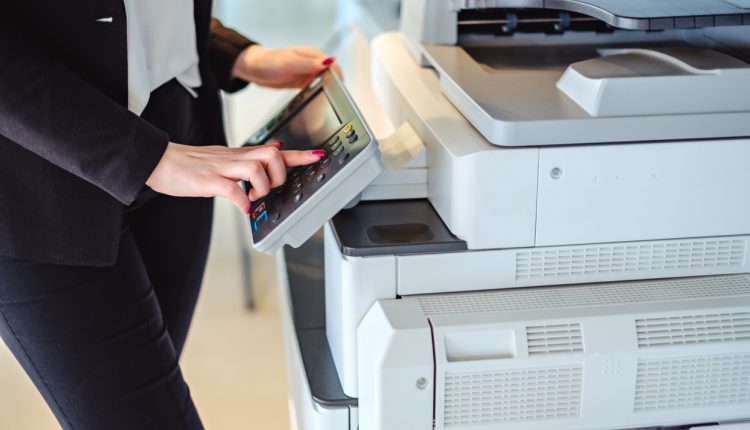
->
[249,121,368,239]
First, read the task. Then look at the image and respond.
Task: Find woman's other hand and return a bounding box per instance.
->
[146,141,325,214]
[232,45,343,89]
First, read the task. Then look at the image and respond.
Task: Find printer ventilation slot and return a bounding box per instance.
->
[526,323,584,355]
[417,275,750,316]
[515,239,746,281]
[634,354,750,412]
[443,366,582,425]
[636,312,750,348]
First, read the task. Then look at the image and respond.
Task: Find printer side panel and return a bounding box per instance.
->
[324,224,398,398]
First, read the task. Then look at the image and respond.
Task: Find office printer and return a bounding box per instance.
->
[279,1,750,429]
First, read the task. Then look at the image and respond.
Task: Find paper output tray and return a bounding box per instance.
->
[455,0,750,30]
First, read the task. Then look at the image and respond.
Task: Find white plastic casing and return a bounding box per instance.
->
[276,251,353,430]
[358,274,750,430]
[358,299,434,430]
[324,224,396,397]
[556,48,750,117]
[535,140,750,247]
[325,232,750,398]
[372,33,750,251]
[372,33,538,250]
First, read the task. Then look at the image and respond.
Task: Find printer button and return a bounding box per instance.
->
[329,140,342,151]
[337,152,350,165]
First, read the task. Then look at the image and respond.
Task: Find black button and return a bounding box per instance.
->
[332,146,344,156]
[316,173,326,183]
[320,157,331,167]
[291,181,302,190]
[304,168,316,178]
[274,186,284,194]
[293,193,303,203]
[337,152,350,165]
[345,129,355,138]
[270,212,281,223]
[332,135,341,144]
[329,141,342,152]
[347,134,358,144]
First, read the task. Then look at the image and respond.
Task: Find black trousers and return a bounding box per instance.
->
[0,80,211,430]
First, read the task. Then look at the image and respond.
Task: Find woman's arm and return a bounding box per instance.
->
[208,18,342,90]
[231,44,343,89]
[0,17,324,213]
[0,20,169,206]
[207,18,258,92]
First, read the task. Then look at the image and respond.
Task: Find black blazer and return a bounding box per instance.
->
[0,1,255,266]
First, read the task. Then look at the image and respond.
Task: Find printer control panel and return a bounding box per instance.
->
[249,120,369,241]
[244,70,383,253]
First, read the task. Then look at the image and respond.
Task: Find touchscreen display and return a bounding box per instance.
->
[268,90,341,151]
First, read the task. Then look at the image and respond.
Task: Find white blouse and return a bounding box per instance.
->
[123,0,202,115]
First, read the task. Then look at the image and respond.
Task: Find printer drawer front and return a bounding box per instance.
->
[535,139,750,247]
[359,275,750,430]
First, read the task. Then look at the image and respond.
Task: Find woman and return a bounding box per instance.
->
[0,1,340,428]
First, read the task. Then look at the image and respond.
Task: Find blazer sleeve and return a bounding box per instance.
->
[207,18,257,93]
[0,23,169,205]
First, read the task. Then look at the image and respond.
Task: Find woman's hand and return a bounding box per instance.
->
[146,142,325,214]
[232,45,343,89]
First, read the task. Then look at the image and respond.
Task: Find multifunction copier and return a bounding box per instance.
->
[275,1,750,429]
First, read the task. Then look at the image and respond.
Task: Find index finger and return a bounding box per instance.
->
[281,150,325,167]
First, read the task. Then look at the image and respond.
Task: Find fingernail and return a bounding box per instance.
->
[274,140,284,147]
[312,150,326,157]
[322,57,334,66]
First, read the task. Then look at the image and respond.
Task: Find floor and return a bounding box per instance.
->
[0,0,347,428]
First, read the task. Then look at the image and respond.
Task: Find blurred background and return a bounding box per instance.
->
[0,0,398,428]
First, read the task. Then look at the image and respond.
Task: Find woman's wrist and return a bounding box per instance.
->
[231,44,267,82]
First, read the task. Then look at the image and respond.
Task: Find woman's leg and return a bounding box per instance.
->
[127,195,214,357]
[0,233,204,430]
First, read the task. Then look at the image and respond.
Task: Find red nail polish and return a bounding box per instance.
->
[322,57,334,66]
[312,150,326,157]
